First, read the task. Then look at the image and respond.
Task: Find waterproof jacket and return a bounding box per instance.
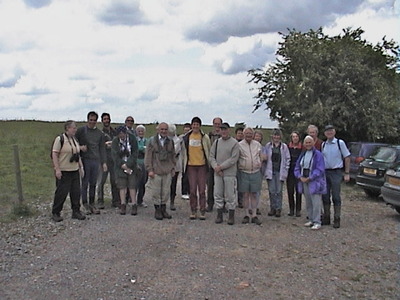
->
[294,147,327,195]
[144,135,176,175]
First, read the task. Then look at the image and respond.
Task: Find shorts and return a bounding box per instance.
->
[238,170,262,193]
[116,173,137,189]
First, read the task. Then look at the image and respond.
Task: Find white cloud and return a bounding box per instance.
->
[0,0,398,129]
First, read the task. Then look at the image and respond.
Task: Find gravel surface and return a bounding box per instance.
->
[0,183,399,300]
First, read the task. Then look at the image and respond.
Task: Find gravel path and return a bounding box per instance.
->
[0,183,399,300]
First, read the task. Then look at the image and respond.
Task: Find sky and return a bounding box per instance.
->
[0,0,399,128]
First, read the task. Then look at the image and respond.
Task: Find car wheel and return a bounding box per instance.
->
[395,207,400,214]
[363,189,380,198]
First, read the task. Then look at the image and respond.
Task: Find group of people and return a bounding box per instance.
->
[51,112,350,230]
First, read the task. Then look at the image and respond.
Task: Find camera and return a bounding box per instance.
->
[70,153,80,163]
[119,149,130,158]
[302,168,310,178]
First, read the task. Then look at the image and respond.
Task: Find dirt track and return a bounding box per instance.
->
[0,183,399,300]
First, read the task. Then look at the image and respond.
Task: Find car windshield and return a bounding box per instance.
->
[370,147,397,163]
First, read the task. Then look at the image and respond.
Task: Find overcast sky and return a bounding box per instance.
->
[0,0,398,128]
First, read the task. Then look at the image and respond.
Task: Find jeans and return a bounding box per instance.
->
[267,172,283,210]
[322,169,342,207]
[81,158,100,204]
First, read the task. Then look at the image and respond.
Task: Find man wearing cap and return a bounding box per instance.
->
[111,125,139,215]
[206,117,223,212]
[321,125,350,228]
[209,122,240,225]
[182,117,211,220]
[145,122,176,220]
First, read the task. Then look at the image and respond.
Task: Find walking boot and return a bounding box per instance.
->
[322,204,331,225]
[97,199,105,209]
[333,206,341,228]
[170,198,176,211]
[227,209,235,225]
[120,204,126,215]
[275,209,281,218]
[161,204,172,219]
[154,205,163,220]
[131,204,137,216]
[267,208,276,216]
[215,209,223,224]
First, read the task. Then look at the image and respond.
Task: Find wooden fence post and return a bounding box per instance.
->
[13,144,24,203]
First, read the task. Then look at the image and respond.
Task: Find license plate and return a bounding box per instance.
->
[363,168,377,176]
[388,176,400,186]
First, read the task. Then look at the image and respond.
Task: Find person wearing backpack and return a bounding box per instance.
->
[51,120,86,222]
[321,125,351,228]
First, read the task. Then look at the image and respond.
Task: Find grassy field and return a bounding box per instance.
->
[0,120,272,220]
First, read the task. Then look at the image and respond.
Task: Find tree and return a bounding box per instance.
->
[248,28,400,143]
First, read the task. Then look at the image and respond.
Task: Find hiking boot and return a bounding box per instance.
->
[52,213,63,222]
[131,204,137,216]
[90,205,100,215]
[288,210,294,216]
[251,216,262,225]
[256,208,261,215]
[242,216,250,224]
[71,211,86,220]
[170,201,176,211]
[154,205,163,220]
[199,211,206,220]
[295,210,301,217]
[83,203,92,215]
[267,209,276,216]
[333,217,341,228]
[161,204,172,219]
[97,200,105,209]
[227,210,235,225]
[190,211,197,220]
[275,209,281,218]
[215,209,223,224]
[120,204,126,215]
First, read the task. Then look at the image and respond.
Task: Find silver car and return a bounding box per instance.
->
[381,161,400,214]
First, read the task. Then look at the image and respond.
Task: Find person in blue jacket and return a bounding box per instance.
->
[294,135,327,230]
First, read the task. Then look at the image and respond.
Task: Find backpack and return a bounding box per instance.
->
[50,134,65,159]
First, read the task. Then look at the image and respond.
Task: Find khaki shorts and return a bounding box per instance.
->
[116,173,137,189]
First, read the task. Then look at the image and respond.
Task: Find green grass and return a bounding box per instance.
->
[0,120,272,221]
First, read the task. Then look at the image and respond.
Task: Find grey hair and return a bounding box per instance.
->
[307,124,319,133]
[304,135,315,143]
[136,124,146,132]
[168,123,177,134]
[243,127,254,134]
